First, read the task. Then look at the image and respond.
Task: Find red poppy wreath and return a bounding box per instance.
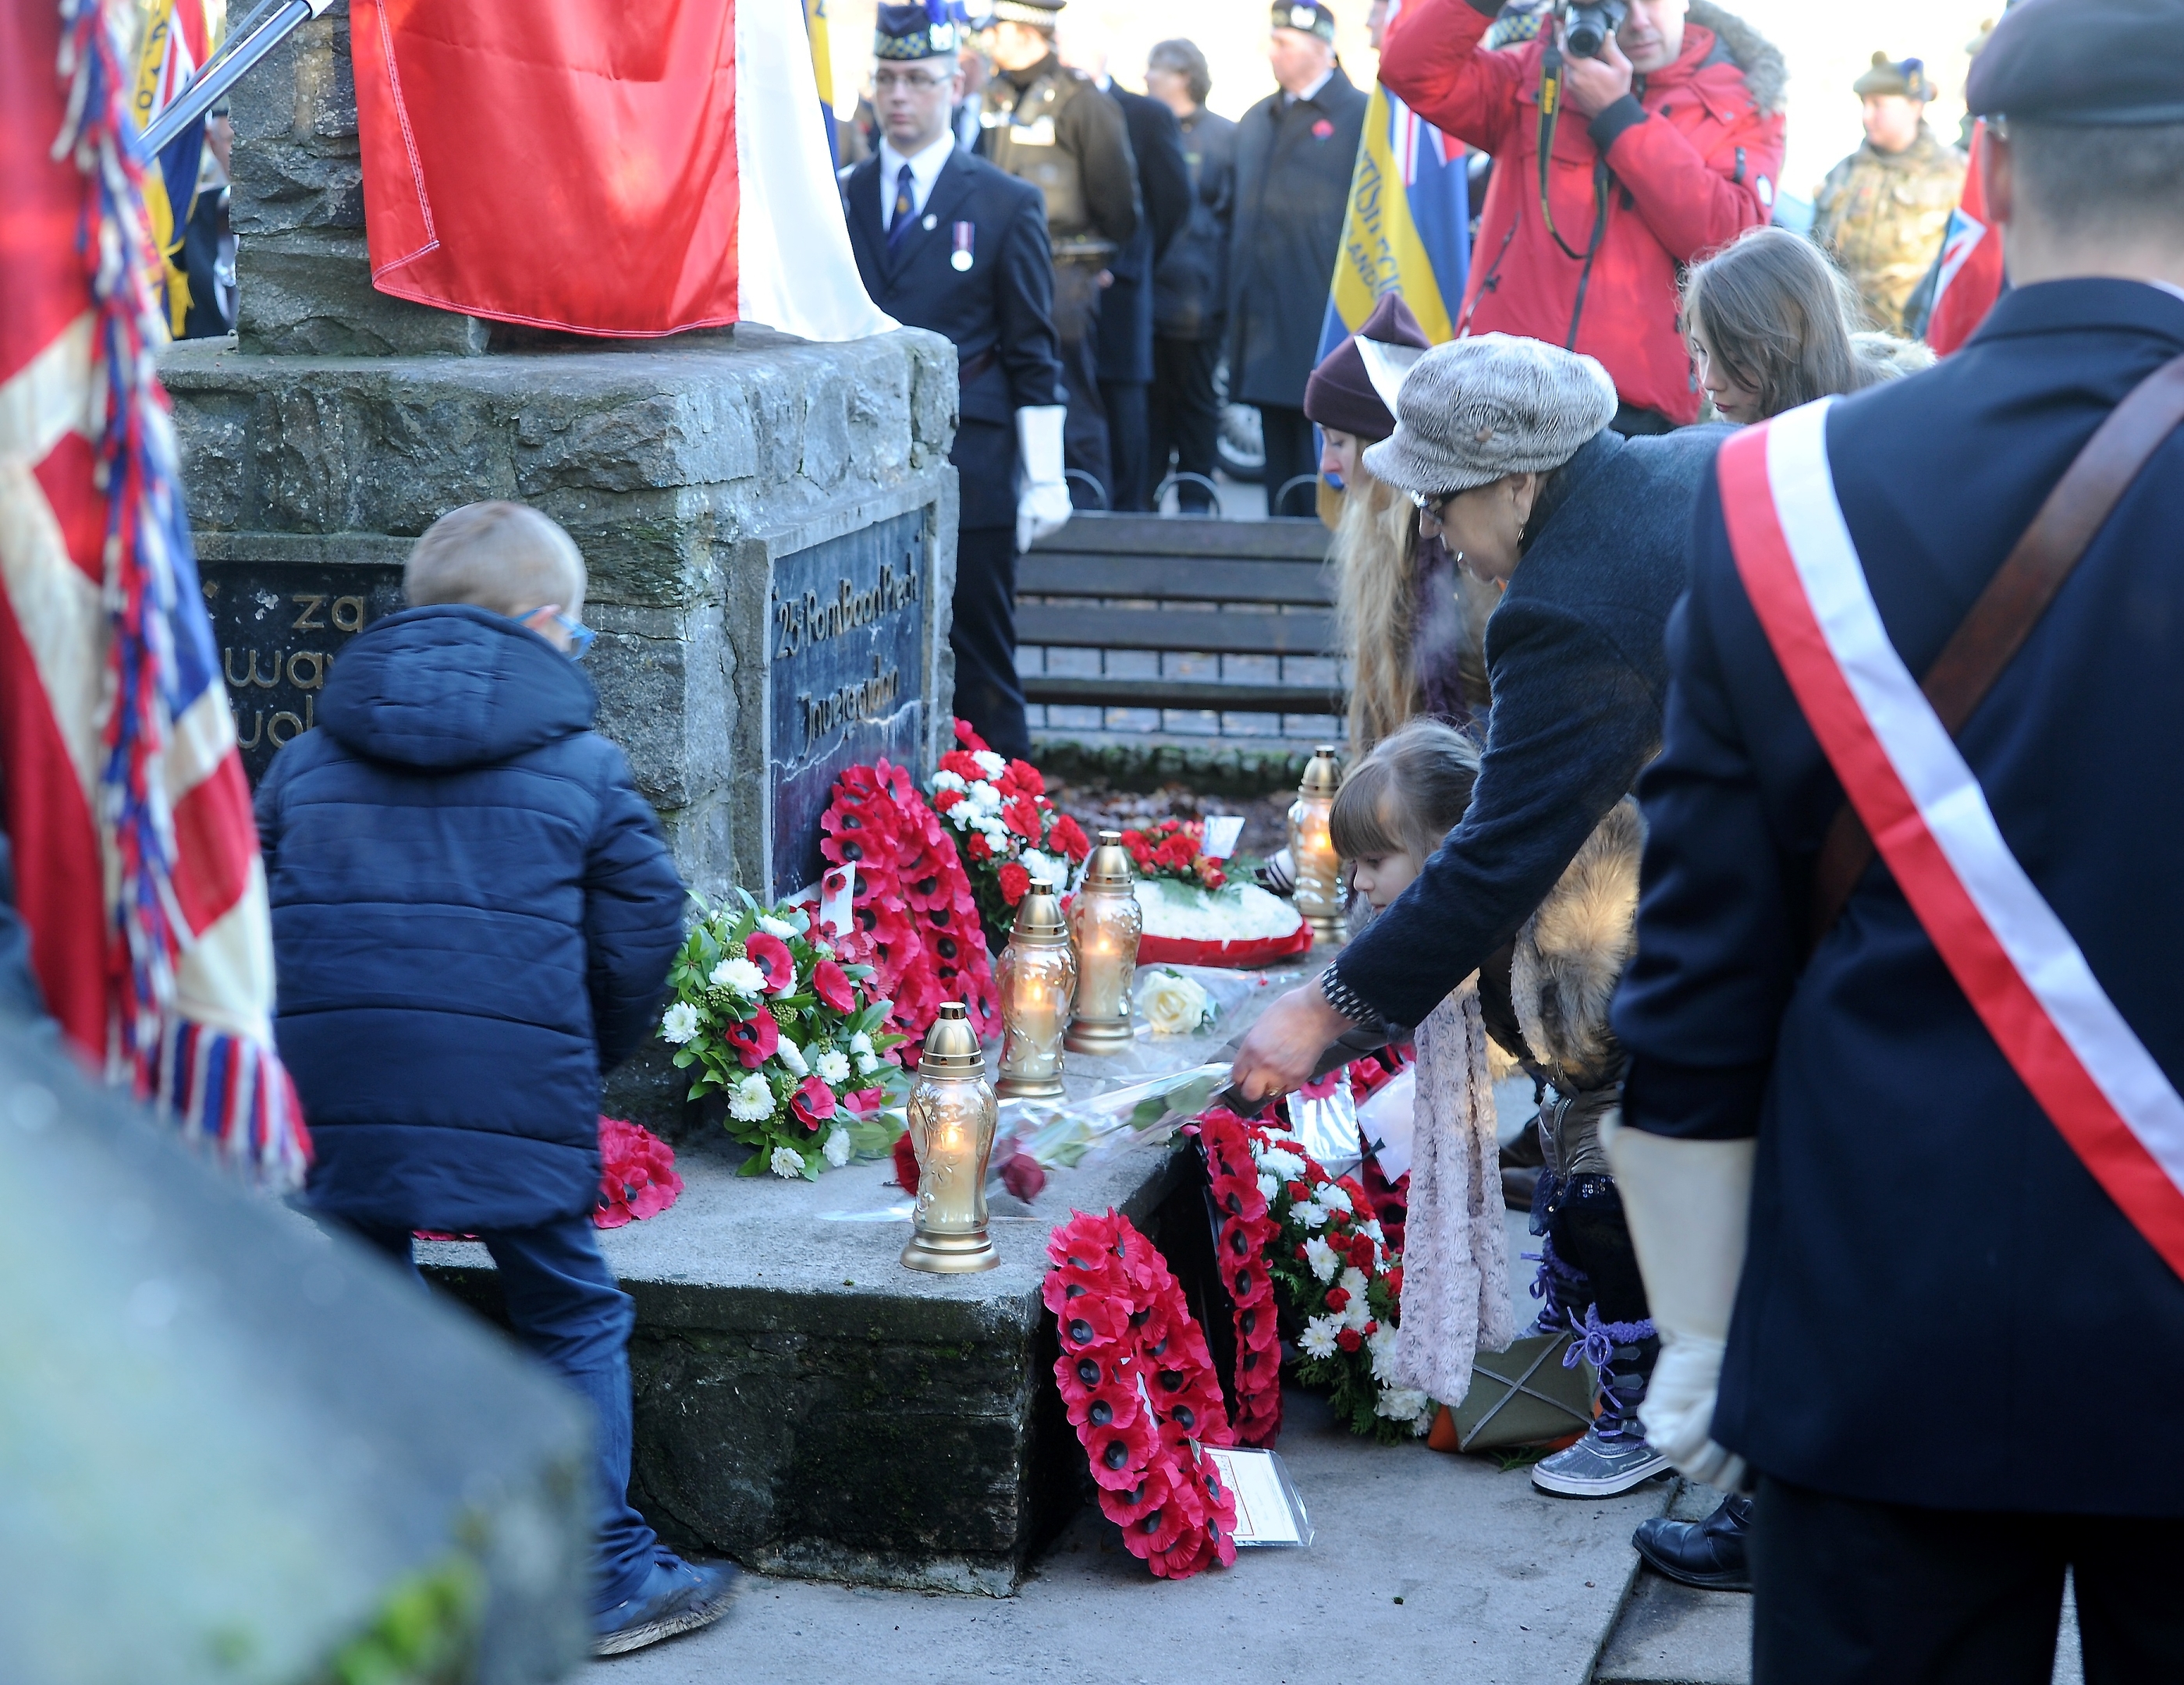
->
[1043,1210,1241,1580]
[1193,1107,1284,1447]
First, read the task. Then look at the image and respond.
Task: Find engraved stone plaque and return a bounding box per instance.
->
[765,510,929,899]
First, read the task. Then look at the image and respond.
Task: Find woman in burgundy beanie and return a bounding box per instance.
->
[1307,294,1494,751]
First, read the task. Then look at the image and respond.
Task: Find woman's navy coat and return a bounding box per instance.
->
[254,605,685,1233]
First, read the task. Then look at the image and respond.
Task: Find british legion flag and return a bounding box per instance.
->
[0,0,307,1189]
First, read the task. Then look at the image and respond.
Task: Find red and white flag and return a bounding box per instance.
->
[350,0,894,340]
[1,0,307,1188]
[1719,403,2184,1279]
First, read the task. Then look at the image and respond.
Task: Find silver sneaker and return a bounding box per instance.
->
[1530,1422,1671,1498]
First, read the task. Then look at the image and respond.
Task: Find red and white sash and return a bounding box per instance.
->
[1720,400,2184,1279]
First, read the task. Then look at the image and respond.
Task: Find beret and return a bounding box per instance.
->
[1967,0,2184,126]
[1272,1,1337,44]
[1852,54,1935,101]
[1362,334,1618,498]
[1304,293,1430,442]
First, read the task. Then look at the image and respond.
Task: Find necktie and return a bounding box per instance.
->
[886,163,916,254]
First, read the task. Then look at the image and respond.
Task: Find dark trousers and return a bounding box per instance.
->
[952,525,1030,759]
[1149,334,1220,510]
[1752,1477,2184,1685]
[1257,403,1319,516]
[1054,261,1112,509]
[1100,378,1150,512]
[339,1213,659,1614]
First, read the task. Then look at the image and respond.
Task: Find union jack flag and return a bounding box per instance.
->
[0,0,307,1188]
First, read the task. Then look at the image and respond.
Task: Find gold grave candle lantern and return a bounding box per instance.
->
[900,1002,1001,1274]
[1063,830,1142,1055]
[996,875,1075,1098]
[1290,744,1348,943]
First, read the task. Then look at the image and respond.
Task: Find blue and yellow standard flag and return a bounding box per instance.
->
[1316,29,1471,369]
[130,0,215,338]
[806,0,838,164]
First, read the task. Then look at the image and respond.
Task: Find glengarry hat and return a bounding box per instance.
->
[1273,1,1337,44]
[1304,293,1430,442]
[876,0,965,58]
[1852,53,1936,102]
[1362,334,1618,498]
[988,0,1064,27]
[1967,0,2184,126]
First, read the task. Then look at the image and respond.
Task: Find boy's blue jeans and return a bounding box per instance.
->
[337,1212,661,1613]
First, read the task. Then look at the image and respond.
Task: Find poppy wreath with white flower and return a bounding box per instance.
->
[1191,1107,1284,1446]
[926,718,1091,949]
[1043,1209,1240,1580]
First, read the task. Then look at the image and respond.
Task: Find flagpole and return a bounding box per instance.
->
[134,0,333,160]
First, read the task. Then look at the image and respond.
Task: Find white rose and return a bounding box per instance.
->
[775,1035,809,1078]
[972,750,1008,779]
[849,1031,875,1056]
[1304,1237,1338,1282]
[711,956,767,997]
[1138,970,1213,1038]
[660,1002,701,1044]
[822,1128,852,1168]
[757,913,797,939]
[855,1052,879,1076]
[729,1073,776,1121]
[769,1145,806,1178]
[815,1048,852,1085]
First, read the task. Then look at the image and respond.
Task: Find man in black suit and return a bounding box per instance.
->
[842,4,1071,759]
[1607,0,2184,1674]
[1227,2,1368,514]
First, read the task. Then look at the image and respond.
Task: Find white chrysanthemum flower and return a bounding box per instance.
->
[729,1073,775,1120]
[972,750,1008,778]
[1257,1172,1279,1202]
[775,1035,809,1078]
[1369,1324,1401,1381]
[660,1002,701,1044]
[855,1052,879,1075]
[1254,1146,1306,1181]
[1299,1316,1341,1360]
[1362,1219,1386,1244]
[756,914,797,939]
[1340,1265,1369,1299]
[1294,1201,1329,1231]
[932,769,968,793]
[965,781,1003,816]
[1410,1407,1436,1436]
[1020,848,1056,884]
[822,1128,852,1168]
[1304,1237,1338,1282]
[815,1048,852,1084]
[1376,1385,1431,1423]
[849,1031,874,1056]
[711,956,767,996]
[1318,1183,1353,1215]
[769,1145,805,1178]
[1343,1297,1373,1332]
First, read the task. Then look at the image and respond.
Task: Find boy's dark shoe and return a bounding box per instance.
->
[1632,1493,1753,1592]
[593,1556,740,1657]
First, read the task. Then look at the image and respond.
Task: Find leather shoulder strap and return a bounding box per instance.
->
[1810,353,2184,942]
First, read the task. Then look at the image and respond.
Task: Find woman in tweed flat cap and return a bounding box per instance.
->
[1234,329,1734,1503]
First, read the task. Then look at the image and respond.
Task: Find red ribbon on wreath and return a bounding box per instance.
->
[1043,1210,1240,1580]
[1194,1107,1284,1446]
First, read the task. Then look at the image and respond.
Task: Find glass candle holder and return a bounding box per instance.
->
[900,1002,1001,1274]
[996,877,1075,1098]
[1290,743,1348,943]
[1064,830,1142,1055]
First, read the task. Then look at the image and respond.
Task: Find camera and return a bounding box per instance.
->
[1558,0,1628,59]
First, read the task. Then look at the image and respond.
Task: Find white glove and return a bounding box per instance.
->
[1015,404,1071,554]
[1600,1115,1757,1488]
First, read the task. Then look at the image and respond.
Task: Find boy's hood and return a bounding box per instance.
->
[318,604,597,771]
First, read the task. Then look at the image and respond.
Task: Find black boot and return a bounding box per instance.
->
[1631,1494,1753,1592]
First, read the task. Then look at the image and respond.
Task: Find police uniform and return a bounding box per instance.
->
[843,6,1067,758]
[1810,56,1967,335]
[1610,0,2184,1674]
[976,0,1140,506]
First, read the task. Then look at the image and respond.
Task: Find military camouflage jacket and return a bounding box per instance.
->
[1811,126,1966,335]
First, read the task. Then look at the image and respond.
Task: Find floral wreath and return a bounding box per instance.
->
[1192,1109,1284,1446]
[928,720,1090,948]
[1043,1210,1240,1580]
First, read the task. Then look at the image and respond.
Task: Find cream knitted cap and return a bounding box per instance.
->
[1362,334,1619,498]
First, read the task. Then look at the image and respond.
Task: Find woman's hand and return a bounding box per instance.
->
[1227,982,1355,1106]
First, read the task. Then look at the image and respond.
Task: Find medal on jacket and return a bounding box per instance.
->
[951,222,975,271]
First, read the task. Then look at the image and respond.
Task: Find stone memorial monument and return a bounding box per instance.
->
[164,0,960,918]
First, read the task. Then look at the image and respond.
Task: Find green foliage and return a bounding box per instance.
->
[304,1556,482,1685]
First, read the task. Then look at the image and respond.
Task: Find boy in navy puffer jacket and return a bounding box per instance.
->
[256,502,733,1656]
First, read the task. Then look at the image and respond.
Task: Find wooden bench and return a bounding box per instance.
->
[1015,513,1341,717]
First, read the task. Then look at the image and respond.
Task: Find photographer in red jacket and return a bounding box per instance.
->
[1383,0,1785,431]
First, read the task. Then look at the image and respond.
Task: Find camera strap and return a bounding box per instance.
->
[1535,44,1611,267]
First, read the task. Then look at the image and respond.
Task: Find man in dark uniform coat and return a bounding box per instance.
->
[1607,0,2184,1676]
[843,5,1070,759]
[1146,38,1237,514]
[1227,2,1368,513]
[977,0,1140,508]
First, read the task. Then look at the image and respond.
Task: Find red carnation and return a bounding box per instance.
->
[1336,1327,1363,1353]
[1048,813,1092,860]
[744,932,797,994]
[811,958,857,1015]
[1001,793,1042,840]
[724,1010,779,1069]
[1007,759,1045,794]
[932,786,965,814]
[939,749,985,781]
[1386,1265,1404,1298]
[1286,1180,1312,1203]
[967,832,994,863]
[1323,1287,1350,1313]
[998,861,1032,906]
[790,1074,838,1130]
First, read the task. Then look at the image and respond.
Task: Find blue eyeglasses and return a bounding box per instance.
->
[553,612,597,661]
